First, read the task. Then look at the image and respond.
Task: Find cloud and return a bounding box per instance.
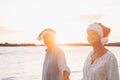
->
[0,27,19,35]
[72,14,104,22]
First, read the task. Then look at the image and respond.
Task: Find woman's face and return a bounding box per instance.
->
[87,30,101,45]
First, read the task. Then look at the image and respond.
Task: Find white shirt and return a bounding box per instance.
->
[42,46,70,80]
[82,51,119,80]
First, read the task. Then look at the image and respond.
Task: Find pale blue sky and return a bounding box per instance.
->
[0,0,120,44]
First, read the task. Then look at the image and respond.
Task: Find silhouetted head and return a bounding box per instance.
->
[37,28,56,47]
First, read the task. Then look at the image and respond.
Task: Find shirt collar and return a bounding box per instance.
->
[45,44,56,53]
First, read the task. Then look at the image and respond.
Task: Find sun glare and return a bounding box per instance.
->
[0,0,120,44]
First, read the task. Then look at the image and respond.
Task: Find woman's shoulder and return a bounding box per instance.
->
[105,50,117,61]
[107,51,116,57]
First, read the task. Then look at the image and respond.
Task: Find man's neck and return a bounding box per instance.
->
[46,43,56,53]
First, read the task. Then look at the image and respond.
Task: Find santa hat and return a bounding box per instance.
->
[87,23,110,44]
[37,28,56,41]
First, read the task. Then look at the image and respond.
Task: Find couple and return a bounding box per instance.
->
[37,22,119,80]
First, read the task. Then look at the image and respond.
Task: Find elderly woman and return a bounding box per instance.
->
[37,28,70,80]
[82,23,119,80]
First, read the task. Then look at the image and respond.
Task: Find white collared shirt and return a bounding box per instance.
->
[42,46,70,80]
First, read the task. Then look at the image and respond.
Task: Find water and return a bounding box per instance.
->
[0,46,120,80]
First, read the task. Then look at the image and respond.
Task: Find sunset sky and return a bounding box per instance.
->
[0,0,120,44]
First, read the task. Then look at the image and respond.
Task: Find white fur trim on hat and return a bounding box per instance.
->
[37,31,55,41]
[101,37,108,44]
[87,24,103,37]
[42,31,55,36]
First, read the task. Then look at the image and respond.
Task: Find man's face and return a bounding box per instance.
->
[43,34,55,47]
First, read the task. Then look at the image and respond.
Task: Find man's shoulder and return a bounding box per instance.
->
[53,46,64,54]
[53,46,61,50]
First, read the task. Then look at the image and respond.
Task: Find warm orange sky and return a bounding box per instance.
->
[0,0,120,44]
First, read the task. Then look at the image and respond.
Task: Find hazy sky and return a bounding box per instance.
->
[0,0,120,44]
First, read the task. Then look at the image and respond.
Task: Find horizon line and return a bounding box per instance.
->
[0,42,120,47]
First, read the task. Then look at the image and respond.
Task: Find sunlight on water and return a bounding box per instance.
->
[0,46,120,80]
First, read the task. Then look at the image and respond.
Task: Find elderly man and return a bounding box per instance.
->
[37,28,70,80]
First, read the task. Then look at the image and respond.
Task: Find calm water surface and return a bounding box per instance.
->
[0,46,120,80]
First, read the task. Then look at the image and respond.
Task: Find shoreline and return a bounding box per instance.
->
[0,42,120,47]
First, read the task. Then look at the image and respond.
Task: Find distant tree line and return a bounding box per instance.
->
[106,42,120,46]
[0,42,36,46]
[0,42,120,47]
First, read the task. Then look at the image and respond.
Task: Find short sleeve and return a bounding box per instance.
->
[57,48,70,74]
